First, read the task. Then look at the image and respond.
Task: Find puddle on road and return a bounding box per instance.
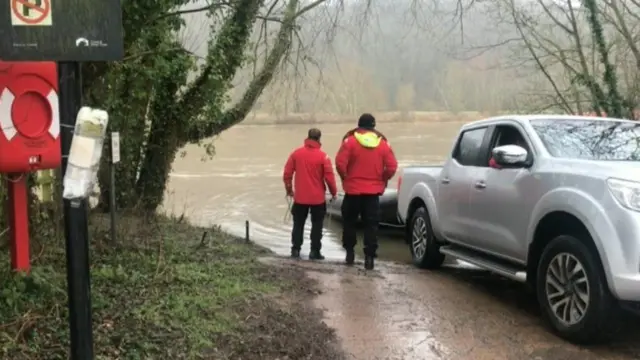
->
[323,219,414,264]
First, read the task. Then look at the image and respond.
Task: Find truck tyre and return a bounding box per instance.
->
[409,207,445,269]
[536,234,616,344]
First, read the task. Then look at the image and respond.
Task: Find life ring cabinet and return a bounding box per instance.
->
[0,61,61,173]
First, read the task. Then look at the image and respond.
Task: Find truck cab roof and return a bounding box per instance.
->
[461,114,637,131]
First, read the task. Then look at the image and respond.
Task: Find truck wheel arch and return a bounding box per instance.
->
[527,211,602,288]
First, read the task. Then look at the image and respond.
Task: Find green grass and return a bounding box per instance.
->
[0,214,277,359]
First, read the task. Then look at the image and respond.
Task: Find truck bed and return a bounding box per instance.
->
[396,165,444,224]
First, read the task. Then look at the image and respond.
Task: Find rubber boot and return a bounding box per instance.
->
[309,250,325,260]
[291,248,301,259]
[345,250,355,266]
[364,255,374,270]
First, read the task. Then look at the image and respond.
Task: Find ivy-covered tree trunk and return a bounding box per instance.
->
[134,105,180,212]
[135,0,303,213]
[92,0,196,212]
[582,0,627,118]
[91,0,312,214]
[96,65,151,211]
[134,0,262,210]
[134,51,188,211]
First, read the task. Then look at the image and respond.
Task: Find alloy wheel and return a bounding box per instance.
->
[412,216,427,259]
[545,252,590,326]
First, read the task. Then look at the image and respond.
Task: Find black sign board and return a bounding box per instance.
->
[0,0,123,61]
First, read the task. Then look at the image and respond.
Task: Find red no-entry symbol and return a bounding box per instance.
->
[11,0,51,26]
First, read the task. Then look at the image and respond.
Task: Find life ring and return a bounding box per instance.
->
[0,86,59,141]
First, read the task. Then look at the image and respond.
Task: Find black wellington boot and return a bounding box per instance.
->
[309,250,325,260]
[364,256,374,270]
[345,250,355,265]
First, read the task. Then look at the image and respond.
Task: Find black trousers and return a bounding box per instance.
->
[341,194,380,257]
[291,203,326,252]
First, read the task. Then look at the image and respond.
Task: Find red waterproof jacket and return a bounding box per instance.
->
[283,139,338,205]
[335,128,398,195]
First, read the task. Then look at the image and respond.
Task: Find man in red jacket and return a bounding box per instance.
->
[283,128,338,260]
[336,113,398,270]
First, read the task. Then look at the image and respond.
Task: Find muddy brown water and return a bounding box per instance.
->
[168,121,456,263]
[168,122,640,359]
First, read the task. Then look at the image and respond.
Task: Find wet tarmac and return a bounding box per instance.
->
[262,257,640,360]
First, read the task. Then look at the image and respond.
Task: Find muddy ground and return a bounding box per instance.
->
[212,262,346,360]
[262,256,640,360]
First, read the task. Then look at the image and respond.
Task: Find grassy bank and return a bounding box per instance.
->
[0,214,342,359]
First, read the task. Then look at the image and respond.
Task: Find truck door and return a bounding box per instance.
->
[466,123,535,262]
[437,126,490,244]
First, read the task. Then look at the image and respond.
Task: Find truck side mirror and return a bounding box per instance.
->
[491,145,529,167]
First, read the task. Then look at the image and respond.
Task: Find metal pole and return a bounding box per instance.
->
[109,135,117,244]
[58,61,94,360]
[7,174,30,272]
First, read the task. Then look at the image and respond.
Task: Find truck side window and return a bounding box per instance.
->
[453,128,487,166]
[493,125,530,152]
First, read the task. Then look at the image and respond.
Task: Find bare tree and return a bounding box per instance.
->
[458,0,639,117]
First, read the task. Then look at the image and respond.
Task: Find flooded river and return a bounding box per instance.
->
[168,121,460,262]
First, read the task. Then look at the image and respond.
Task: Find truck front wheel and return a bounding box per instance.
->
[409,207,445,269]
[536,234,616,344]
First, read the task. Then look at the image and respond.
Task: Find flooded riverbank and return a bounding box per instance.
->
[167,122,459,263]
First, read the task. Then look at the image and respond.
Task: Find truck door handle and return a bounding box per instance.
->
[441,177,450,184]
[475,181,486,189]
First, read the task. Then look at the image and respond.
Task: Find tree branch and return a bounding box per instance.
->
[176,0,263,143]
[146,1,232,25]
[185,0,301,141]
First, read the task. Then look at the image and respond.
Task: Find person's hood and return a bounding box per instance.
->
[304,138,321,148]
[342,128,387,148]
[354,130,383,148]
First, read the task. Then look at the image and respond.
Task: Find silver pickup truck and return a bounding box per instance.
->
[397,114,640,344]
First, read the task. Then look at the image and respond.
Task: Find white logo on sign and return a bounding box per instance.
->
[10,0,52,26]
[75,37,89,47]
[75,37,108,47]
